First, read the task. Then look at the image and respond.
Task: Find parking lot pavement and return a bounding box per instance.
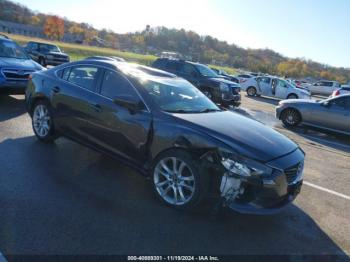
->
[0,94,349,256]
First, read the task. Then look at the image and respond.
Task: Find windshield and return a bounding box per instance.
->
[39,44,60,52]
[0,40,28,59]
[194,64,218,78]
[140,77,220,113]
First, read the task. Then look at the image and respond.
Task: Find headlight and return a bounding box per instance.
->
[220,150,273,177]
[220,83,230,92]
[46,55,54,59]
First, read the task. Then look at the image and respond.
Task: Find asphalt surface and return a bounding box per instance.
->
[0,94,349,257]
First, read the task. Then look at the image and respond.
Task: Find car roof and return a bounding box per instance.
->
[60,59,177,78]
[28,41,58,46]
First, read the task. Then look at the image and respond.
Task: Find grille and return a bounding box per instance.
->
[284,162,303,184]
[2,69,34,81]
[232,86,241,94]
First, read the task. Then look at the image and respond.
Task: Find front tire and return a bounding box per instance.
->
[281,108,301,127]
[32,100,56,143]
[247,87,257,96]
[151,149,209,210]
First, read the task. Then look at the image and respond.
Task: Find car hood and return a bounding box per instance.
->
[0,57,43,70]
[173,111,298,162]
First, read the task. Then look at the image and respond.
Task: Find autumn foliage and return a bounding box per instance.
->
[43,16,64,40]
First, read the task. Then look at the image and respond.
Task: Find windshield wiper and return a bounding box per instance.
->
[198,108,221,113]
[164,109,193,113]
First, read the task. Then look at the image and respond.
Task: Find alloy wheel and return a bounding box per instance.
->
[154,157,195,206]
[33,104,51,138]
[284,109,299,125]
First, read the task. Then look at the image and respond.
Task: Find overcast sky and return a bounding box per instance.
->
[16,0,350,68]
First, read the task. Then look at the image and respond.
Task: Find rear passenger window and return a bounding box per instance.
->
[100,70,137,99]
[57,67,71,80]
[67,66,99,91]
[180,64,197,76]
[165,61,180,72]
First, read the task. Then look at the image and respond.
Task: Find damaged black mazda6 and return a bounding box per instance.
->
[25,59,305,214]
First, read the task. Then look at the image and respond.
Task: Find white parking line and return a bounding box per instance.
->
[304,181,350,201]
[0,252,7,262]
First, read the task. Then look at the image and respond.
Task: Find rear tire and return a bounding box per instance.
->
[31,100,56,143]
[247,87,257,96]
[151,149,209,210]
[281,108,301,127]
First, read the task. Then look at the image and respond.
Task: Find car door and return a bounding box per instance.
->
[28,42,39,61]
[85,69,152,165]
[309,81,322,94]
[50,65,103,141]
[275,79,289,98]
[257,77,272,96]
[309,97,350,133]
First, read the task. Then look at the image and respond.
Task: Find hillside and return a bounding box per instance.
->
[1,0,349,82]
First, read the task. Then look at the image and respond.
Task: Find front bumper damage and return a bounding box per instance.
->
[217,148,304,215]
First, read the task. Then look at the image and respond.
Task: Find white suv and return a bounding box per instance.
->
[308,81,341,96]
[241,76,311,100]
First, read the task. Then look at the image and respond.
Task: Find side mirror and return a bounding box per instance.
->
[113,96,143,113]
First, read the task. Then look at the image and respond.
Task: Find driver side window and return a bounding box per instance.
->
[100,70,138,99]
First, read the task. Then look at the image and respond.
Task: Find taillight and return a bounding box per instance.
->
[240,79,247,83]
[332,89,340,97]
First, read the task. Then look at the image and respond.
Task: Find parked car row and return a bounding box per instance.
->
[2,35,348,216]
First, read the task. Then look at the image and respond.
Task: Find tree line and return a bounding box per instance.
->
[1,0,349,82]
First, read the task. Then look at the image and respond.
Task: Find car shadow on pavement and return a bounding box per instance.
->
[245,95,280,106]
[279,126,350,154]
[0,136,349,257]
[0,95,26,122]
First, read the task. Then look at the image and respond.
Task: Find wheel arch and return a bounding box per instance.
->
[29,95,50,116]
[287,93,299,99]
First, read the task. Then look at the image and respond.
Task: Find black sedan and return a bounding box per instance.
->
[25,59,305,214]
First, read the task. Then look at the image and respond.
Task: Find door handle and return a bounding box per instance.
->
[89,103,102,112]
[52,86,60,93]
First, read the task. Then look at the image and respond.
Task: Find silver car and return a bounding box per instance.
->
[276,95,350,135]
